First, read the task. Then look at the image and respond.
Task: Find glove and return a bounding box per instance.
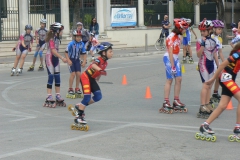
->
[28,48,32,52]
[171,66,177,75]
[100,70,107,76]
[12,47,16,51]
[200,40,205,47]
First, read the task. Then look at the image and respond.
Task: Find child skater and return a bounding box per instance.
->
[72,42,113,126]
[159,18,189,114]
[196,20,219,119]
[43,22,67,108]
[28,18,48,71]
[89,33,99,61]
[11,24,34,76]
[196,42,240,142]
[65,30,87,99]
[210,20,225,104]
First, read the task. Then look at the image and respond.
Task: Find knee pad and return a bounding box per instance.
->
[39,51,43,58]
[47,84,52,89]
[34,51,38,58]
[54,73,60,85]
[81,94,91,106]
[92,90,102,102]
[48,74,54,86]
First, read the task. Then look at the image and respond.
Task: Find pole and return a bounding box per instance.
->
[232,0,234,23]
[0,4,2,42]
[145,34,148,52]
[44,0,46,19]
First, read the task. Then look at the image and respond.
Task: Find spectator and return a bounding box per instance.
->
[89,18,99,39]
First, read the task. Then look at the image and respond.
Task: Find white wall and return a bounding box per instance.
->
[105,28,201,47]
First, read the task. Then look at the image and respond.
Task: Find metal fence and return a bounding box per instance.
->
[0,0,19,41]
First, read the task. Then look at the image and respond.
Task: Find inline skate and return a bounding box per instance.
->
[75,88,83,98]
[188,56,194,64]
[11,68,16,76]
[181,56,187,64]
[27,65,34,71]
[16,68,23,76]
[68,104,79,116]
[55,94,66,107]
[210,93,221,103]
[197,104,212,119]
[159,101,173,114]
[195,123,217,142]
[66,88,75,99]
[228,127,240,142]
[38,64,44,71]
[43,95,56,108]
[172,99,188,113]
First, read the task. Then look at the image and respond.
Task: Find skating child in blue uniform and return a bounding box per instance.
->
[65,30,87,99]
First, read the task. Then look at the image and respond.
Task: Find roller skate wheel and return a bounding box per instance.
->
[183,108,188,113]
[71,124,76,130]
[68,104,73,111]
[159,108,163,113]
[196,113,201,118]
[52,103,56,108]
[43,103,46,107]
[80,126,84,131]
[206,137,211,141]
[63,103,66,107]
[168,109,173,114]
[200,135,205,141]
[228,135,235,142]
[178,109,182,113]
[174,109,178,113]
[235,137,240,142]
[195,133,200,140]
[211,135,217,142]
[84,125,89,131]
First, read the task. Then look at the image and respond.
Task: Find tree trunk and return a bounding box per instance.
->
[216,0,228,45]
[72,0,81,31]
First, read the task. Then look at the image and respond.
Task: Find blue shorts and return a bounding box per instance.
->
[39,40,45,47]
[68,58,81,73]
[163,55,182,79]
[183,37,190,46]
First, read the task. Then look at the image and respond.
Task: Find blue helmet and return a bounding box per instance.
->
[231,23,237,28]
[25,24,33,30]
[96,42,113,55]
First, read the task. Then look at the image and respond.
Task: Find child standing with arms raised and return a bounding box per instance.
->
[65,30,86,99]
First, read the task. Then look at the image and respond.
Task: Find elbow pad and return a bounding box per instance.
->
[228,52,240,63]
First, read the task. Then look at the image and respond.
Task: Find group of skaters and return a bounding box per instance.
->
[11,18,113,125]
[161,17,240,141]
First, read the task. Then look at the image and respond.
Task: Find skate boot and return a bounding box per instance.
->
[38,64,44,71]
[16,68,23,76]
[43,95,56,108]
[27,65,34,71]
[188,57,194,64]
[75,88,83,98]
[11,67,16,76]
[181,57,187,64]
[159,101,173,114]
[197,105,212,119]
[55,94,66,107]
[210,93,221,103]
[228,127,240,142]
[66,88,75,99]
[195,123,217,142]
[206,103,214,112]
[172,99,188,113]
[71,111,89,131]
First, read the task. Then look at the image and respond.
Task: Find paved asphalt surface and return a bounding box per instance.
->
[0,44,239,160]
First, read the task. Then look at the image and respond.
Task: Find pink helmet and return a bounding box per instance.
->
[232,28,238,35]
[212,20,224,28]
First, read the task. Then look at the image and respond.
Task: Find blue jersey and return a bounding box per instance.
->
[162,20,170,32]
[65,40,86,59]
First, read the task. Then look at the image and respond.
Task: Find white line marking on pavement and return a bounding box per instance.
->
[34,148,114,160]
[0,124,131,159]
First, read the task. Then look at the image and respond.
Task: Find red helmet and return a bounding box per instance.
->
[174,19,189,30]
[72,30,82,36]
[198,20,213,30]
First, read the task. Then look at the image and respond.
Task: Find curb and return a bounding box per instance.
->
[0,51,164,68]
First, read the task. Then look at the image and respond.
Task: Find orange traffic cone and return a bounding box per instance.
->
[122,75,127,85]
[226,100,233,110]
[145,86,152,99]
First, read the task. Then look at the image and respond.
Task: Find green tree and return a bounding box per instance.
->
[186,0,227,44]
[72,0,81,30]
[174,0,194,21]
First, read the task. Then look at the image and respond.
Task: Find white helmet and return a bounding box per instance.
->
[186,19,191,23]
[40,18,47,24]
[76,22,83,26]
[50,22,64,33]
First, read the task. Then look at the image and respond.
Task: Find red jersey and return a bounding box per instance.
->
[166,32,181,55]
[85,57,108,78]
